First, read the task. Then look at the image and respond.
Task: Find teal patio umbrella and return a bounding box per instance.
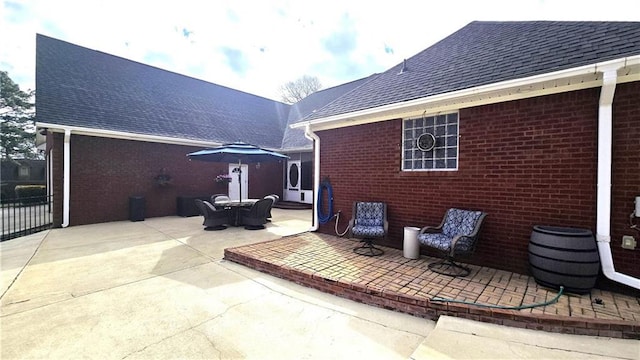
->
[187,142,289,202]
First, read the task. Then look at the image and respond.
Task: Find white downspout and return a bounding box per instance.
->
[62,129,71,228]
[596,67,640,290]
[304,125,320,231]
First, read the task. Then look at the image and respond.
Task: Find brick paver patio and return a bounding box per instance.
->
[224,232,640,339]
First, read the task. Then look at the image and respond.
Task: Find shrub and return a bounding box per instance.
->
[0,184,13,203]
[15,185,47,205]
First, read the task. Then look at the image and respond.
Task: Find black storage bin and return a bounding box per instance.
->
[129,196,145,222]
[177,196,210,217]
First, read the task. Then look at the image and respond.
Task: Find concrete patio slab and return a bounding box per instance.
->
[1,230,47,296]
[1,209,432,359]
[412,315,639,360]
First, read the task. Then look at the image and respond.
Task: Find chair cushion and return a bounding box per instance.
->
[354,202,384,227]
[442,209,483,237]
[418,233,475,253]
[352,225,386,238]
[418,233,451,251]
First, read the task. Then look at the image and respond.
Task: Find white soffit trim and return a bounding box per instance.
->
[34,122,223,148]
[281,147,313,153]
[292,56,640,132]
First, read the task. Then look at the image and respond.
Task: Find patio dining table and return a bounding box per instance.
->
[214,199,259,226]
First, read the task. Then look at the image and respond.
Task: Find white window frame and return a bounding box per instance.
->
[402,112,459,171]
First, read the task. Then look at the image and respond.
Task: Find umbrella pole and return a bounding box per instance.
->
[237,160,242,202]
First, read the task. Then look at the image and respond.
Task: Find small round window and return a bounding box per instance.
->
[417,133,435,151]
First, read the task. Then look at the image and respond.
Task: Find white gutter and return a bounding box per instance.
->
[62,129,71,228]
[281,146,313,153]
[36,122,223,148]
[596,67,640,290]
[36,122,298,153]
[291,56,640,131]
[304,125,320,231]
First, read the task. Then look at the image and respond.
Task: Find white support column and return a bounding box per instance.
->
[62,129,71,227]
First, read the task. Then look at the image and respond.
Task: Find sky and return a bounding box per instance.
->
[1,0,639,101]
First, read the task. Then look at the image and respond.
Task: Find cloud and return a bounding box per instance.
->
[225,8,240,23]
[220,47,249,75]
[143,52,174,68]
[2,0,640,101]
[321,14,357,56]
[322,31,357,57]
[4,1,22,10]
[4,1,28,22]
[181,28,193,39]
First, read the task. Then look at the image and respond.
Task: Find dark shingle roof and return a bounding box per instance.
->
[302,21,640,122]
[281,75,375,150]
[38,21,640,145]
[36,34,290,148]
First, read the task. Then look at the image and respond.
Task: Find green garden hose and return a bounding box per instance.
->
[430,286,564,310]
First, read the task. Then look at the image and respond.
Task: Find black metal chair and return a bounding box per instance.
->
[239,198,274,230]
[349,201,388,256]
[418,208,487,277]
[194,199,230,230]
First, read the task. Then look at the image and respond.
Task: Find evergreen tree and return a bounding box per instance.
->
[1,71,36,159]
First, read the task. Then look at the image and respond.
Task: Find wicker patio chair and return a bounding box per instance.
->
[263,194,279,221]
[210,194,231,210]
[194,199,230,230]
[239,197,274,230]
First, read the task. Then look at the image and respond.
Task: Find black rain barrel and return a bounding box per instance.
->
[529,225,600,294]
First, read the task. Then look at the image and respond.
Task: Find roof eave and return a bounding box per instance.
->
[280,146,313,153]
[292,56,640,131]
[35,122,300,153]
[34,122,225,148]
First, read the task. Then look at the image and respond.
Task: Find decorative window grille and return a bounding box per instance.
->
[402,112,459,171]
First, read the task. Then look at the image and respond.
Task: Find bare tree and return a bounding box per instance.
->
[278,75,322,104]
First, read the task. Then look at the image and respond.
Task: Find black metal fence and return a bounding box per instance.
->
[1,195,53,241]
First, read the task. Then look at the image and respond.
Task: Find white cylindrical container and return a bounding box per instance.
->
[403,226,421,259]
[635,196,640,217]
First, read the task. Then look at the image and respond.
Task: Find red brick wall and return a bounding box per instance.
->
[49,135,283,226]
[316,83,639,285]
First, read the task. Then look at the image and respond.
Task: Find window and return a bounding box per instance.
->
[301,161,313,190]
[402,112,458,171]
[18,166,30,178]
